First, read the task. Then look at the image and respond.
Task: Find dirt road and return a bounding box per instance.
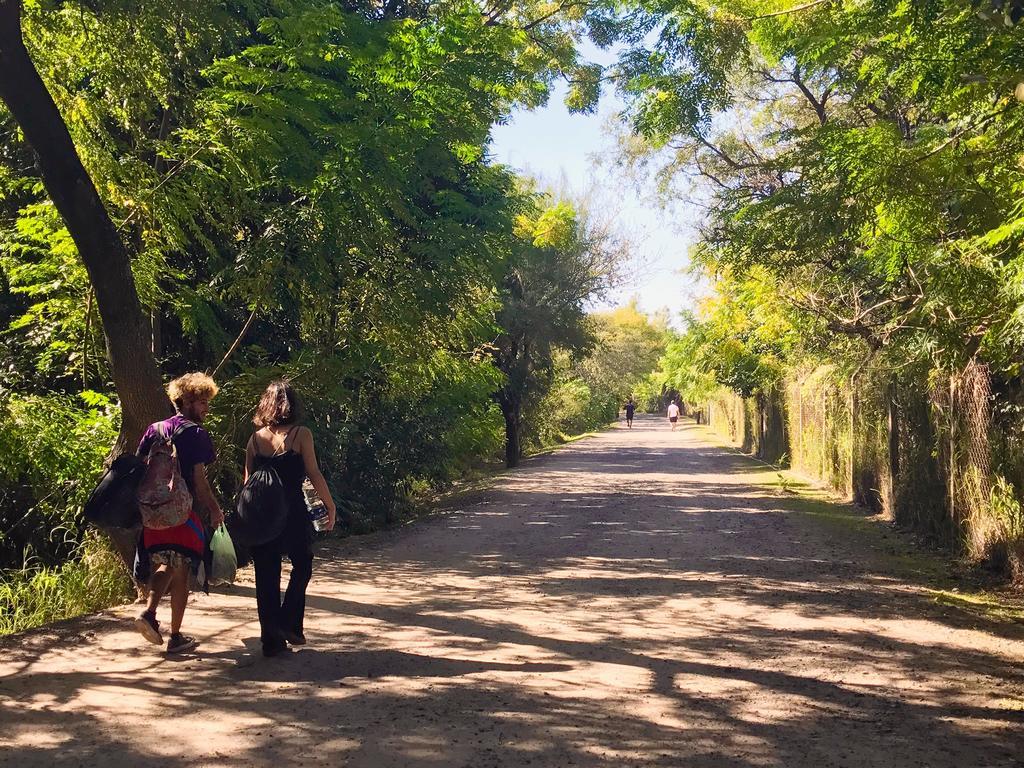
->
[2,416,1023,767]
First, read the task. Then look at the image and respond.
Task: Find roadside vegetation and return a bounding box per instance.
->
[631,0,1024,582]
[8,0,1024,634]
[0,0,682,633]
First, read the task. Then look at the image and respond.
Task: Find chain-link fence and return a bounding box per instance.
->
[706,388,748,448]
[786,367,852,494]
[704,358,1024,581]
[849,366,889,513]
[937,362,1024,578]
[705,387,787,462]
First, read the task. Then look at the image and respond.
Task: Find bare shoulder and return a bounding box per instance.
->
[295,425,314,450]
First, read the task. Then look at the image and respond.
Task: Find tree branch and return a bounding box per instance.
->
[520,1,588,31]
[914,104,1013,163]
[750,0,833,21]
[211,308,258,379]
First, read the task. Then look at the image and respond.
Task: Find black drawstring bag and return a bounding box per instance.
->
[228,460,287,546]
[83,454,145,528]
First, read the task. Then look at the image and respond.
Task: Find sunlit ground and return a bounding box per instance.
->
[2,416,1023,767]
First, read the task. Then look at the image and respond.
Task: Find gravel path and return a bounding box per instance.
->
[2,416,1023,767]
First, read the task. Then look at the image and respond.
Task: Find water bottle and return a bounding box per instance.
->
[302,478,330,532]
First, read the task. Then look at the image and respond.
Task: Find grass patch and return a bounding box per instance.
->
[734,442,1024,620]
[694,420,950,579]
[781,493,950,580]
[526,430,601,458]
[779,478,1024,623]
[927,589,1024,625]
[781,493,878,535]
[695,416,1024,625]
[0,532,131,636]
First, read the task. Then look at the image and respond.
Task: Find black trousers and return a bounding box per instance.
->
[251,509,313,648]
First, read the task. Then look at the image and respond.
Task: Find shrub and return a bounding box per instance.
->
[0,532,130,636]
[0,391,118,570]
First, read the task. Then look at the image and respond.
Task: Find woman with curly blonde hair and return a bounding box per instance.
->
[133,372,225,655]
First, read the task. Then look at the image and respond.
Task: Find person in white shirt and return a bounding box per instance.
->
[667,400,680,430]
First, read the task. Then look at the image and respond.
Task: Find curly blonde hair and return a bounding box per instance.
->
[167,372,219,409]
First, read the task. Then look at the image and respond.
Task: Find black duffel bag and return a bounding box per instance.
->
[227,460,287,547]
[83,454,145,528]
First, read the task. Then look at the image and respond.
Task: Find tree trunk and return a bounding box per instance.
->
[500,396,522,468]
[0,0,170,450]
[0,1,170,580]
[886,377,900,516]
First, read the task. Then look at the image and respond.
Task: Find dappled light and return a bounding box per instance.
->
[5,0,1024,764]
[3,417,1022,766]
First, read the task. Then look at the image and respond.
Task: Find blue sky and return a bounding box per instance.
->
[488,74,702,328]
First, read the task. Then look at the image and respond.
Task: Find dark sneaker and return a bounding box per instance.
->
[282,630,306,646]
[134,612,163,645]
[166,633,199,654]
[262,640,291,658]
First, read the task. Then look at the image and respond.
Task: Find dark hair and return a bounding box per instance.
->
[253,380,304,428]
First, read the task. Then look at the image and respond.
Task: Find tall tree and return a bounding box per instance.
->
[494,195,624,466]
[0,0,169,448]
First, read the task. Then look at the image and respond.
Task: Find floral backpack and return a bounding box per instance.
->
[136,420,194,529]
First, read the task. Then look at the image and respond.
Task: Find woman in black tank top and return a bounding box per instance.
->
[254,427,306,512]
[245,381,337,657]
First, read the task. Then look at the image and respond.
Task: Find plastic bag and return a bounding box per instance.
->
[210,525,238,585]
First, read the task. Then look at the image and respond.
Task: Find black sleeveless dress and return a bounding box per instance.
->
[250,432,315,652]
[252,448,312,552]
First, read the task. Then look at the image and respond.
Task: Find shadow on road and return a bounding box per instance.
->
[2,416,1022,767]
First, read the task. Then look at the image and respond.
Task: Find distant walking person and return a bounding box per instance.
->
[246,380,336,657]
[134,373,224,655]
[624,398,636,429]
[667,399,681,431]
